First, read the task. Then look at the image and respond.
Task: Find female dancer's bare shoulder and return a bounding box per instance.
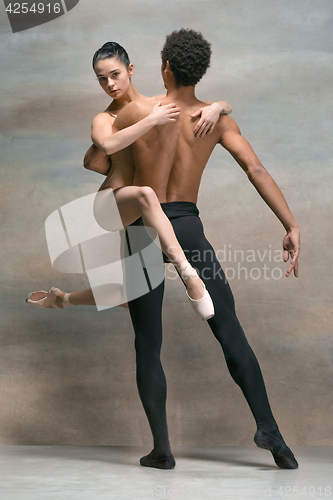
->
[92,110,115,128]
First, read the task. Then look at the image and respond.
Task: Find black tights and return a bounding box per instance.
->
[126,202,278,454]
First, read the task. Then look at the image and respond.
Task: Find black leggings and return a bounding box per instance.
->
[126,201,277,449]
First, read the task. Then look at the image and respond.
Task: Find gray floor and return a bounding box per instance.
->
[0,446,332,500]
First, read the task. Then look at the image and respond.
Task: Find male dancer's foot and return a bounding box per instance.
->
[254,427,299,469]
[140,448,176,470]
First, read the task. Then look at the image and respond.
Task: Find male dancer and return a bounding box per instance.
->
[90,29,300,470]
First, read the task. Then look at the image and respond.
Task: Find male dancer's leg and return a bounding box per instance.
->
[125,206,297,469]
[169,211,298,469]
[125,223,175,469]
[171,214,275,425]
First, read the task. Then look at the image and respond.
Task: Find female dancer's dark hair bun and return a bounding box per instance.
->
[93,42,130,69]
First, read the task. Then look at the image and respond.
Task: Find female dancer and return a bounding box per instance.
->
[27,42,232,319]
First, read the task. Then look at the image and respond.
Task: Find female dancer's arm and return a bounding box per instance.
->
[91,101,179,156]
[84,144,111,175]
[85,100,232,173]
[154,95,232,120]
[154,97,232,137]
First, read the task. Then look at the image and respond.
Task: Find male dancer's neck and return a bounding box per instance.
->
[166,84,198,104]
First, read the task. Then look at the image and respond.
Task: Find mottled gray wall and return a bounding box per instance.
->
[0,0,332,446]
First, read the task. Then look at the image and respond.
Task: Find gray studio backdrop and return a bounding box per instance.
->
[0,0,332,446]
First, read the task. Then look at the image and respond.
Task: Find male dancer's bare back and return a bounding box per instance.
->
[114,95,223,203]
[114,94,299,268]
[113,87,300,470]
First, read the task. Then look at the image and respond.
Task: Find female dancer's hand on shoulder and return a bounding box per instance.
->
[150,101,180,125]
[192,100,232,138]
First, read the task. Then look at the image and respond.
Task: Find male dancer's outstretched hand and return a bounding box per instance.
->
[282,227,300,277]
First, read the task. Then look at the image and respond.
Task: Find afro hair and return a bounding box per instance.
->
[161,29,212,87]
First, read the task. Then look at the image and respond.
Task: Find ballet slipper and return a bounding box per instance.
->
[175,261,215,321]
[26,287,73,309]
[185,282,215,321]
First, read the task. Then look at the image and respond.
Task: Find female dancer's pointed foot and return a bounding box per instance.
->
[176,261,215,321]
[140,449,176,470]
[254,429,299,469]
[26,287,73,309]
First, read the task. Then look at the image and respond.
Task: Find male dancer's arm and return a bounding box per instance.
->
[219,116,300,278]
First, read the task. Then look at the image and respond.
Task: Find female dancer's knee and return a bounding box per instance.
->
[137,186,160,211]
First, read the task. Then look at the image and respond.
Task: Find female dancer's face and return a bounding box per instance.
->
[94,57,134,99]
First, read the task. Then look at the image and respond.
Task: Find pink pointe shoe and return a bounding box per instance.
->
[26,287,73,309]
[176,261,215,321]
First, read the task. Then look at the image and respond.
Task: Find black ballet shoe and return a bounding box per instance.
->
[140,450,176,469]
[254,429,299,469]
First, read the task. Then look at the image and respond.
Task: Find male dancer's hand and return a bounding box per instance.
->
[282,227,300,277]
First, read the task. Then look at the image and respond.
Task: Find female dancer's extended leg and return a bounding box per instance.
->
[27,186,214,319]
